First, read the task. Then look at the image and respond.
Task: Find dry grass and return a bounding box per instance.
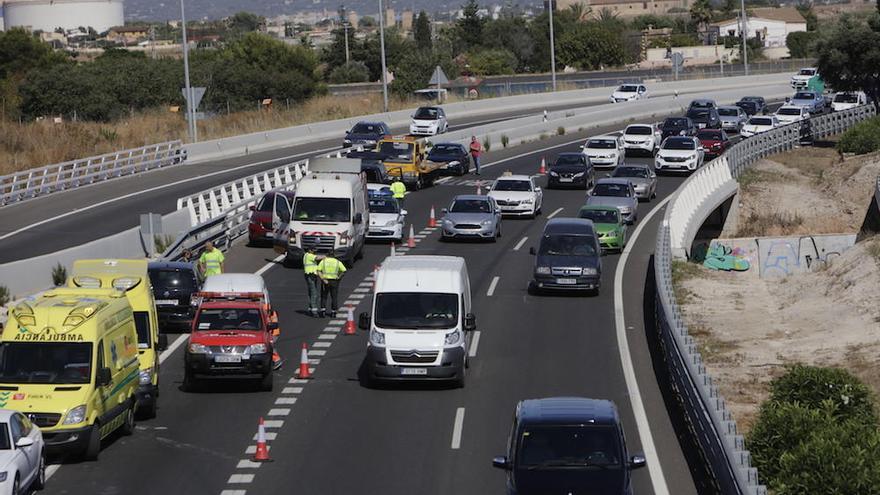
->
[0,93,439,175]
[736,210,804,237]
[671,259,704,304]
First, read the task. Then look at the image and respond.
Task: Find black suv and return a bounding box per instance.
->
[493,397,646,495]
[686,106,722,129]
[529,218,602,294]
[148,261,203,332]
[547,153,594,190]
[343,121,391,149]
[660,117,696,140]
[427,143,471,176]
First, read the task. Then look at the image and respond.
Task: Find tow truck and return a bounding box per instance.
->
[376,135,444,190]
[184,291,277,392]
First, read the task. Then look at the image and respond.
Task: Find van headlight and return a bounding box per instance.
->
[385,219,398,227]
[247,343,268,354]
[536,266,551,275]
[582,267,598,276]
[0,472,6,482]
[188,343,209,354]
[369,330,385,346]
[63,404,87,425]
[445,331,462,346]
[139,368,153,385]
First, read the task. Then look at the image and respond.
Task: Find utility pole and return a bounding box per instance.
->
[378,0,389,112]
[180,0,197,143]
[344,22,350,63]
[740,0,749,76]
[548,0,557,91]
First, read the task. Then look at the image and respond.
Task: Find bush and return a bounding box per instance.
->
[557,126,565,136]
[786,31,818,59]
[465,48,517,76]
[0,286,9,307]
[748,401,833,483]
[838,117,880,155]
[770,364,876,424]
[328,61,370,84]
[501,134,509,148]
[51,263,67,286]
[482,137,491,152]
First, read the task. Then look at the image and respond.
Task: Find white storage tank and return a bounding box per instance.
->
[3,0,124,33]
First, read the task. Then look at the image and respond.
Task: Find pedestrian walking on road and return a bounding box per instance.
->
[390,176,407,208]
[303,245,322,317]
[198,242,225,277]
[317,250,347,318]
[469,136,483,175]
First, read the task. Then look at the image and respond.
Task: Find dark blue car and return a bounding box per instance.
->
[343,121,391,149]
[529,218,602,295]
[427,142,471,175]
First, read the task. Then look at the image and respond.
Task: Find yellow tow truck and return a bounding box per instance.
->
[376,135,444,190]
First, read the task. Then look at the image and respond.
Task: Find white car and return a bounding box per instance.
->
[0,410,45,495]
[581,135,625,168]
[488,174,543,218]
[655,136,705,173]
[622,124,661,156]
[610,84,648,103]
[740,115,779,138]
[831,91,867,112]
[790,67,818,89]
[366,184,406,242]
[775,105,810,125]
[409,106,448,136]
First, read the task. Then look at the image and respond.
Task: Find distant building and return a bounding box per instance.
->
[347,10,359,27]
[2,0,124,33]
[553,0,692,17]
[385,7,395,28]
[401,9,413,31]
[711,7,806,48]
[106,25,150,44]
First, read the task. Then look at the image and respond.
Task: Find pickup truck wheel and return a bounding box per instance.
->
[259,371,273,392]
[84,423,101,461]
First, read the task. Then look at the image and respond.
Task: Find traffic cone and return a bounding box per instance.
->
[476,183,482,195]
[253,417,272,462]
[428,206,437,227]
[390,243,396,257]
[539,157,546,174]
[407,225,416,248]
[372,265,380,290]
[344,306,357,335]
[297,343,311,379]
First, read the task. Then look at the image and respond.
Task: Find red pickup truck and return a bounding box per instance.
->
[184,292,277,392]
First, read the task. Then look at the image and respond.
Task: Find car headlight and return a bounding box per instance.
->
[343,139,352,144]
[442,219,454,226]
[536,266,551,275]
[481,219,492,226]
[573,172,584,178]
[385,219,398,227]
[549,171,558,177]
[247,343,268,354]
[63,404,87,425]
[448,160,460,166]
[445,331,462,346]
[521,198,534,204]
[582,267,598,276]
[139,368,153,385]
[369,330,385,346]
[0,472,7,483]
[619,207,632,214]
[339,236,349,245]
[188,342,209,354]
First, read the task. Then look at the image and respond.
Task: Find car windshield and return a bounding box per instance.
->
[539,234,598,256]
[378,141,414,163]
[579,209,619,224]
[374,292,458,329]
[587,139,616,149]
[778,108,802,116]
[618,85,638,92]
[625,126,651,135]
[696,130,723,140]
[369,198,399,214]
[493,180,531,192]
[717,108,739,116]
[0,424,8,450]
[0,343,92,384]
[351,123,381,134]
[450,199,491,213]
[429,144,460,155]
[517,425,622,469]
[687,109,709,119]
[663,139,696,150]
[690,100,713,108]
[149,269,196,290]
[256,194,274,212]
[663,118,688,128]
[613,166,649,178]
[750,117,773,126]
[414,107,440,119]
[736,101,757,112]
[834,93,859,103]
[793,92,814,100]
[799,69,816,76]
[195,308,263,331]
[292,197,351,223]
[593,183,631,197]
[554,155,583,166]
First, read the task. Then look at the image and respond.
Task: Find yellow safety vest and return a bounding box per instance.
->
[318,257,346,280]
[390,181,407,199]
[200,249,224,276]
[303,252,318,275]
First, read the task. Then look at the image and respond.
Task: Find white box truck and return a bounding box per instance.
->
[358,255,476,388]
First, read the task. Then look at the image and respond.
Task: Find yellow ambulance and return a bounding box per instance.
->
[68,259,167,418]
[0,288,140,460]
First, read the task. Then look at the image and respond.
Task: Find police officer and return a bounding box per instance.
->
[317,250,347,318]
[302,245,322,317]
[390,176,407,208]
[198,241,224,277]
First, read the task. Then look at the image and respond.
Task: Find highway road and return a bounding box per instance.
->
[39,116,712,495]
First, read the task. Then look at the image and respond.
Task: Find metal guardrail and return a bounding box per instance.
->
[654,104,876,494]
[0,141,185,207]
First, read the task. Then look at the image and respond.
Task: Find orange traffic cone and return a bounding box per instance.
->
[407,225,416,248]
[344,306,357,335]
[428,206,437,227]
[476,183,482,195]
[539,157,547,174]
[297,343,311,379]
[253,417,272,462]
[390,243,396,257]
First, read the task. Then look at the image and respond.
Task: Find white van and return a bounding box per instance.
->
[200,273,271,306]
[358,255,476,388]
[274,158,368,266]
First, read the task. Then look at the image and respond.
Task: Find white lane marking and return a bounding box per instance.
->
[434,176,453,185]
[267,408,290,416]
[451,407,466,450]
[282,387,304,394]
[353,287,370,293]
[45,465,61,481]
[221,490,247,495]
[349,293,366,299]
[414,234,427,239]
[289,378,309,384]
[547,207,564,219]
[237,459,262,469]
[343,300,358,306]
[481,136,595,172]
[159,334,188,364]
[318,333,337,340]
[323,327,341,333]
[614,195,672,495]
[228,474,255,483]
[487,276,500,297]
[469,331,481,358]
[308,359,320,365]
[0,146,340,241]
[275,397,298,405]
[255,255,285,276]
[263,420,284,428]
[245,445,262,454]
[329,320,345,326]
[513,237,528,251]
[252,432,277,441]
[313,341,332,348]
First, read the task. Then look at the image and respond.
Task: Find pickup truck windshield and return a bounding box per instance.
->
[195,308,263,331]
[293,197,351,223]
[0,343,92,384]
[375,292,459,329]
[379,142,414,163]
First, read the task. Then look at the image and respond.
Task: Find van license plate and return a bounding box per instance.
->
[401,368,428,376]
[556,278,577,285]
[215,355,242,363]
[155,299,177,306]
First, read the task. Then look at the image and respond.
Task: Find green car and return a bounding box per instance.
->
[578,205,628,252]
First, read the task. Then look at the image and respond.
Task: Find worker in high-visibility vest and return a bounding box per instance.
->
[266,305,283,370]
[302,245,322,317]
[317,250,347,318]
[390,176,407,208]
[198,242,225,277]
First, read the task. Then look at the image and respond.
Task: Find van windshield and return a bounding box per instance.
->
[517,425,622,469]
[540,235,597,257]
[195,308,264,331]
[149,269,196,290]
[375,292,458,329]
[293,197,351,223]
[0,342,92,384]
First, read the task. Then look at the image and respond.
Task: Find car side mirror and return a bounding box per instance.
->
[493,456,511,470]
[579,144,585,149]
[529,247,536,255]
[157,333,169,352]
[534,187,541,192]
[605,173,612,178]
[249,205,255,211]
[15,437,34,448]
[401,209,408,216]
[97,367,112,387]
[354,213,363,224]
[358,312,371,330]
[267,322,279,331]
[441,208,448,214]
[464,313,476,331]
[630,455,647,469]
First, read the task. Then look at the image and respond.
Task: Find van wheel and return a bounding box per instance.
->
[138,397,157,420]
[84,424,101,461]
[182,371,199,393]
[259,371,273,392]
[33,453,46,489]
[453,365,466,389]
[120,403,135,436]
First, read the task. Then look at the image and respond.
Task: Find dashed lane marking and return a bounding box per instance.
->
[275,397,298,405]
[547,207,564,219]
[313,341,332,348]
[513,237,529,251]
[221,490,247,495]
[228,474,255,484]
[237,459,262,469]
[263,420,284,428]
[451,408,466,450]
[252,432,278,441]
[267,408,290,416]
[487,276,500,297]
[283,387,304,394]
[318,333,337,340]
[469,331,481,358]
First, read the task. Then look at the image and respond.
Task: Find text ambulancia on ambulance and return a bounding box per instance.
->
[0,288,140,461]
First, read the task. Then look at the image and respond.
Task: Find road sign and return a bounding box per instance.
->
[671,52,684,69]
[181,87,206,109]
[428,66,449,86]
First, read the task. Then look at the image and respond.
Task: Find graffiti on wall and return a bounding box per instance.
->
[703,244,751,271]
[760,240,799,278]
[702,234,856,278]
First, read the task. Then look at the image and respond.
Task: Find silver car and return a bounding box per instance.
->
[585,178,639,224]
[440,195,503,241]
[610,164,657,201]
[716,106,748,133]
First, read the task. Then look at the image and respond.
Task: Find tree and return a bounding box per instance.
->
[414,11,432,49]
[456,0,485,51]
[482,16,534,72]
[567,2,591,21]
[227,11,264,36]
[358,16,377,28]
[689,0,713,42]
[0,28,68,80]
[721,0,737,19]
[390,49,457,96]
[556,24,627,70]
[466,48,518,75]
[786,31,817,58]
[814,13,880,111]
[328,61,370,83]
[796,0,818,31]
